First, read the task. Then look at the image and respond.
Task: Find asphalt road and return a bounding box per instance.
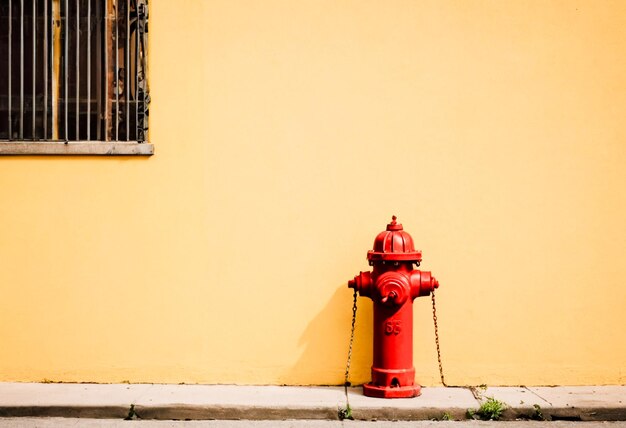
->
[0,420,625,428]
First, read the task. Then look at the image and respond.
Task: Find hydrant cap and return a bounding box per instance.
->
[367,216,423,262]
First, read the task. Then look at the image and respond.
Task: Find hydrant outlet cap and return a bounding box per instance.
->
[367,216,423,262]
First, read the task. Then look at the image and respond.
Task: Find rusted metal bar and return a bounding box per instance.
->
[115,0,119,141]
[139,0,147,142]
[44,0,49,139]
[134,0,138,141]
[32,0,36,140]
[125,0,129,140]
[75,0,79,139]
[87,0,91,140]
[8,0,12,139]
[96,0,101,140]
[20,0,24,139]
[52,0,61,140]
[104,0,114,141]
[64,0,68,140]
[104,0,108,141]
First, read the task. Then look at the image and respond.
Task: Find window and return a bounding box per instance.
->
[0,0,152,155]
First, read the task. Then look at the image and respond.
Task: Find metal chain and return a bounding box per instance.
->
[340,289,358,420]
[431,289,447,387]
[344,288,358,386]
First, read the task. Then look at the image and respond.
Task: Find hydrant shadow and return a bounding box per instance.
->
[284,285,373,386]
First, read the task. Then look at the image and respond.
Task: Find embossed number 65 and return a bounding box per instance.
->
[385,320,401,335]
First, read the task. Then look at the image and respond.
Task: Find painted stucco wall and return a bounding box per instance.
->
[1,0,625,386]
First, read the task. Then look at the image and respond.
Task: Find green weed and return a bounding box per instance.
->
[338,404,354,420]
[472,396,507,420]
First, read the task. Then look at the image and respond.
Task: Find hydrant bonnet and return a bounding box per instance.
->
[367,216,422,263]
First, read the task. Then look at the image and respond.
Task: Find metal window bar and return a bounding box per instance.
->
[86,0,90,140]
[20,0,24,139]
[103,0,109,141]
[7,0,11,139]
[64,0,68,140]
[114,0,118,141]
[0,0,148,143]
[43,0,47,138]
[95,0,101,140]
[75,0,79,140]
[125,0,128,140]
[133,0,137,141]
[31,0,35,140]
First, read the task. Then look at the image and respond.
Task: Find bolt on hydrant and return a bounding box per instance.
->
[348,216,439,398]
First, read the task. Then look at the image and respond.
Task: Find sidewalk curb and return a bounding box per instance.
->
[476,386,626,422]
[0,406,129,419]
[2,404,625,422]
[131,405,339,421]
[0,383,624,421]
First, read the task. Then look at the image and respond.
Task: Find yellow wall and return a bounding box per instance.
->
[1,0,625,386]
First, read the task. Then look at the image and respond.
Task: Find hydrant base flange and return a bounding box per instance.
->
[363,383,421,399]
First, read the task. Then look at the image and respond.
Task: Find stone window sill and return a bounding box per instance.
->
[0,141,154,156]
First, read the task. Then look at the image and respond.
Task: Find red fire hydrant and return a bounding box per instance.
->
[348,216,439,398]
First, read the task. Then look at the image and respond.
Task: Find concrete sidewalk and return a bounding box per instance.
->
[0,383,624,421]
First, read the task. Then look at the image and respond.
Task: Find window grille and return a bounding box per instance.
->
[0,0,149,143]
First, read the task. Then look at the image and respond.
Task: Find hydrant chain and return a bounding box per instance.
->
[341,288,358,419]
[431,289,447,387]
[344,288,358,387]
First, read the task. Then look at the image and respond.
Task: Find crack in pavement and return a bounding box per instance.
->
[523,386,552,406]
